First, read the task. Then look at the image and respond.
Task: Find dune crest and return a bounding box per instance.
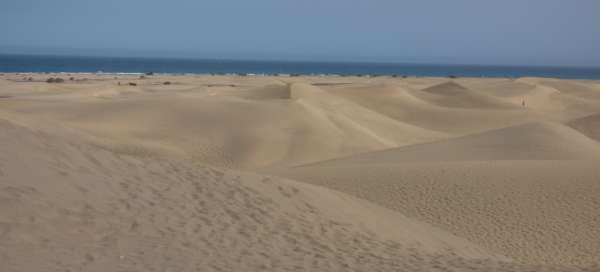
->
[415,81,520,109]
[298,121,600,166]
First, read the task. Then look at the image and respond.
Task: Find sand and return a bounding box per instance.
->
[1,73,599,271]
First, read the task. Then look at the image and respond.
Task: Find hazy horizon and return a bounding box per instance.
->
[2,0,599,67]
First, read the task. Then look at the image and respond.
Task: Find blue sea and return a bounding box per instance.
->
[1,54,600,79]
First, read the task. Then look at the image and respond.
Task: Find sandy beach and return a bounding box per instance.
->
[1,73,600,271]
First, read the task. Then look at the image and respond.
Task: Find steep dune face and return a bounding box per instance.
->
[0,116,534,272]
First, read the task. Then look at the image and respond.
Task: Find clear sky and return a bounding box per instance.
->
[1,0,599,67]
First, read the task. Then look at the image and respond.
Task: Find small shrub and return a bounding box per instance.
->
[47,77,65,83]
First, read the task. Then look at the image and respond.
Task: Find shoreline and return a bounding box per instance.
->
[2,54,600,80]
[2,72,600,82]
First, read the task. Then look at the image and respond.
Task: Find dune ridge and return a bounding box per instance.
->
[415,81,520,109]
[0,81,445,169]
[327,82,539,134]
[296,121,600,166]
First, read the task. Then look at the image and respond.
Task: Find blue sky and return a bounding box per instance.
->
[1,0,599,66]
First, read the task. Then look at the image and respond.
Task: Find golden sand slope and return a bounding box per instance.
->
[271,160,600,266]
[296,121,600,164]
[326,82,538,134]
[3,115,565,272]
[568,112,600,142]
[0,80,444,169]
[1,73,600,271]
[414,81,519,109]
[271,120,600,266]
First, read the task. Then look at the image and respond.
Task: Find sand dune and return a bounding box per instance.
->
[327,82,541,134]
[0,115,541,272]
[457,78,537,98]
[271,160,600,267]
[1,73,600,271]
[269,112,600,267]
[0,81,444,169]
[456,78,600,117]
[297,121,600,165]
[221,84,292,99]
[538,79,600,99]
[271,118,600,266]
[567,112,600,142]
[414,81,519,109]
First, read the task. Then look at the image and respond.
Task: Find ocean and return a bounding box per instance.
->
[1,54,600,79]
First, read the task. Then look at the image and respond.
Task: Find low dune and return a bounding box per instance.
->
[0,81,445,169]
[1,73,600,271]
[414,81,520,109]
[567,112,600,142]
[270,116,600,266]
[457,78,537,98]
[538,79,600,100]
[212,84,292,100]
[327,82,539,134]
[296,121,600,165]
